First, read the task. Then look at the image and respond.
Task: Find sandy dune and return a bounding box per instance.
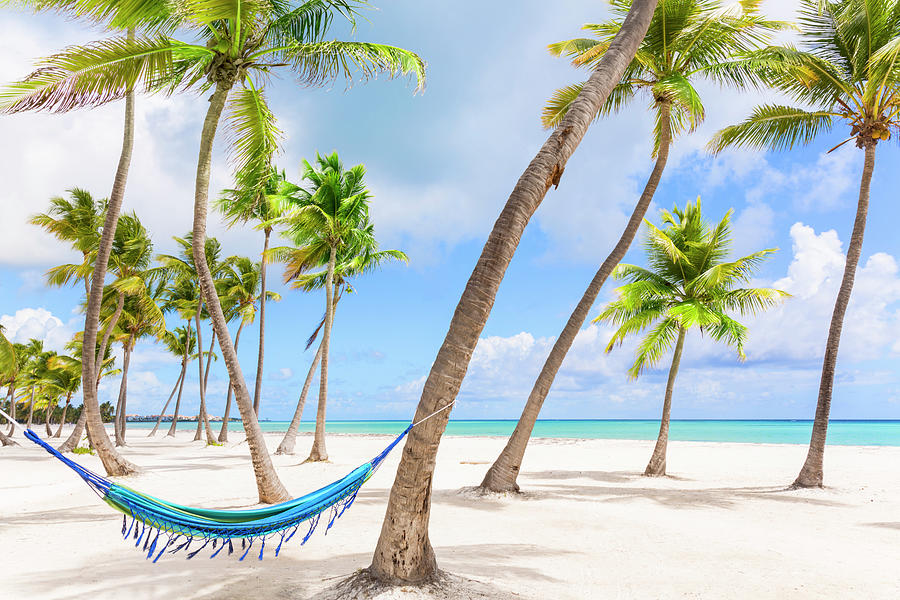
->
[2,426,899,599]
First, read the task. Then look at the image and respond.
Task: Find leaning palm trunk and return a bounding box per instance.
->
[115,341,133,446]
[194,321,216,443]
[793,141,875,488]
[167,360,188,438]
[58,409,85,452]
[149,368,185,436]
[79,64,139,475]
[54,394,72,438]
[253,228,271,416]
[480,102,673,493]
[191,80,289,503]
[6,388,16,437]
[26,389,35,429]
[366,0,657,583]
[218,321,244,443]
[307,246,336,462]
[644,326,686,476]
[45,399,56,437]
[276,341,323,455]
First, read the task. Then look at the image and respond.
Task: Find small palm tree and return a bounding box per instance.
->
[218,168,295,416]
[148,325,198,437]
[0,328,17,446]
[272,235,407,456]
[276,151,378,462]
[709,0,900,488]
[595,199,787,475]
[480,0,790,494]
[216,256,280,441]
[158,234,227,444]
[108,282,167,446]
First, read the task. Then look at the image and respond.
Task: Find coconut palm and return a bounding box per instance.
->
[50,338,117,442]
[158,234,226,444]
[480,0,789,494]
[709,0,900,488]
[0,328,17,447]
[148,325,198,437]
[595,199,786,475]
[275,151,378,462]
[3,339,42,437]
[108,282,167,446]
[218,167,295,416]
[215,256,279,442]
[365,0,657,583]
[272,235,407,456]
[31,188,108,299]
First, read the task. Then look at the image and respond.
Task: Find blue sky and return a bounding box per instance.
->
[1,0,899,422]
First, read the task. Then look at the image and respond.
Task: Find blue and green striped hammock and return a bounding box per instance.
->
[20,423,413,562]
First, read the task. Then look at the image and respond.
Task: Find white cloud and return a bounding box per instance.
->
[393,221,900,411]
[0,307,75,352]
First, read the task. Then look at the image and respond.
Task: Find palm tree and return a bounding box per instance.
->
[216,256,279,442]
[4,0,424,504]
[0,328,17,447]
[479,0,788,494]
[4,340,42,437]
[709,0,900,488]
[272,233,407,456]
[277,152,378,462]
[31,188,108,299]
[596,199,786,475]
[158,234,226,444]
[108,283,167,446]
[147,325,198,438]
[218,168,294,416]
[51,338,117,442]
[365,0,657,583]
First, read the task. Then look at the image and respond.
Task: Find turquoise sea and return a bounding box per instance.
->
[128,419,900,446]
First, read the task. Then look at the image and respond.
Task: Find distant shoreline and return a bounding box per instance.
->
[122,419,900,446]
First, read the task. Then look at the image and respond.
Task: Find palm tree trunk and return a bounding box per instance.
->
[218,321,244,443]
[191,79,289,503]
[366,0,657,582]
[26,388,35,429]
[793,140,876,488]
[79,37,139,476]
[276,341,323,455]
[479,103,673,493]
[58,407,85,452]
[644,326,686,477]
[45,398,56,437]
[149,368,184,436]
[253,228,271,416]
[195,321,216,443]
[6,387,15,437]
[307,246,336,463]
[54,394,72,438]
[167,359,188,438]
[115,339,133,447]
[97,292,125,388]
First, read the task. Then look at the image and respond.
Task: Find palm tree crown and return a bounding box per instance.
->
[595,198,787,376]
[709,0,900,153]
[544,0,789,152]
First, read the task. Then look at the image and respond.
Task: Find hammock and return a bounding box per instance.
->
[21,425,412,562]
[5,403,453,561]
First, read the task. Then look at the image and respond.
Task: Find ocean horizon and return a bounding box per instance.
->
[126,418,900,446]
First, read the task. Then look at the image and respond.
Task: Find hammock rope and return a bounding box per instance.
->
[0,401,454,562]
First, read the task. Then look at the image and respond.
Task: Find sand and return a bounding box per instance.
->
[1,426,899,599]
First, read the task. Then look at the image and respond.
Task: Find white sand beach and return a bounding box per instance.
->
[2,427,899,599]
